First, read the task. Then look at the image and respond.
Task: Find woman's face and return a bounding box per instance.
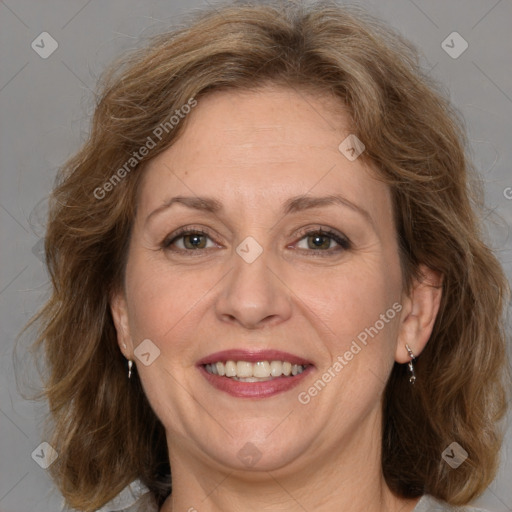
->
[112,86,408,474]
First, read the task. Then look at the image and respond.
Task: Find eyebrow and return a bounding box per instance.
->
[284,195,374,228]
[145,194,375,229]
[145,196,223,226]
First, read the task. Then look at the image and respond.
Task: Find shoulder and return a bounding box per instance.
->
[414,495,490,512]
[95,480,158,512]
[65,487,492,512]
[61,480,158,512]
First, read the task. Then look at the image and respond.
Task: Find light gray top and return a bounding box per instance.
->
[412,494,489,512]
[65,479,489,512]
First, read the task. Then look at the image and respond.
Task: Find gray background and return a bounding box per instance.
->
[1,0,511,511]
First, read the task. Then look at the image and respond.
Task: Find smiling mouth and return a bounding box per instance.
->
[203,360,310,382]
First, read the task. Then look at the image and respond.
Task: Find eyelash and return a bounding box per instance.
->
[161,226,351,256]
[294,227,351,255]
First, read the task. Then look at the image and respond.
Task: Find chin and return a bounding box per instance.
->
[196,430,312,473]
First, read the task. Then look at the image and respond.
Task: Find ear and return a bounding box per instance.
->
[395,264,443,363]
[110,289,133,358]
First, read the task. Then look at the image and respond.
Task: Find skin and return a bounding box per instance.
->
[111,85,442,512]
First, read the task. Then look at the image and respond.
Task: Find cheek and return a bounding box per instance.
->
[122,258,207,426]
[287,258,400,348]
[123,254,194,346]
[123,251,226,367]
[126,239,215,320]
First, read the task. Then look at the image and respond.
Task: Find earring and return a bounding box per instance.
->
[128,359,133,379]
[405,344,416,384]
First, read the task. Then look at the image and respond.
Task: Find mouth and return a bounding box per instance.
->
[197,350,314,398]
[204,360,308,381]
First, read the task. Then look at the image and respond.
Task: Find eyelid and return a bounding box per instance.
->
[291,226,351,252]
[161,225,221,250]
[161,224,351,254]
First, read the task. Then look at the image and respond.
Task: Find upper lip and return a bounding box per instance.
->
[197,349,313,366]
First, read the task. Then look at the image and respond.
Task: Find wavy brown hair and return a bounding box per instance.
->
[23,1,509,510]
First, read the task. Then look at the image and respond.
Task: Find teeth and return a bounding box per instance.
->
[204,360,307,379]
[237,361,253,378]
[215,362,225,376]
[254,361,271,378]
[270,361,282,377]
[225,360,236,377]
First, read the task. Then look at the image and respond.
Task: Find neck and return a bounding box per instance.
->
[160,410,420,512]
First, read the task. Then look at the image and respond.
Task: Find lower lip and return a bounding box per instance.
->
[199,365,314,398]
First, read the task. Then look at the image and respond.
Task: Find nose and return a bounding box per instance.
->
[214,247,293,329]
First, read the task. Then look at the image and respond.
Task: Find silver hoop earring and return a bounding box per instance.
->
[127,359,133,379]
[405,344,416,384]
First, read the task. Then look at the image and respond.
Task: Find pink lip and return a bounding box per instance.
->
[199,365,314,399]
[196,349,312,366]
[197,349,315,399]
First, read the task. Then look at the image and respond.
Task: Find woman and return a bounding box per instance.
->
[28,1,509,511]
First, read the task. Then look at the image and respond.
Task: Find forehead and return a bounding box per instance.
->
[169,86,350,161]
[137,86,392,226]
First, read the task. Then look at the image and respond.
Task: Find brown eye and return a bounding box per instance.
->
[182,233,208,249]
[295,229,351,253]
[306,234,333,250]
[163,230,215,251]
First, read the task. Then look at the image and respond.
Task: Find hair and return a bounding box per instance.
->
[23,0,509,510]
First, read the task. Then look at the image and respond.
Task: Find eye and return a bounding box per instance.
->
[162,228,217,251]
[294,228,351,254]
